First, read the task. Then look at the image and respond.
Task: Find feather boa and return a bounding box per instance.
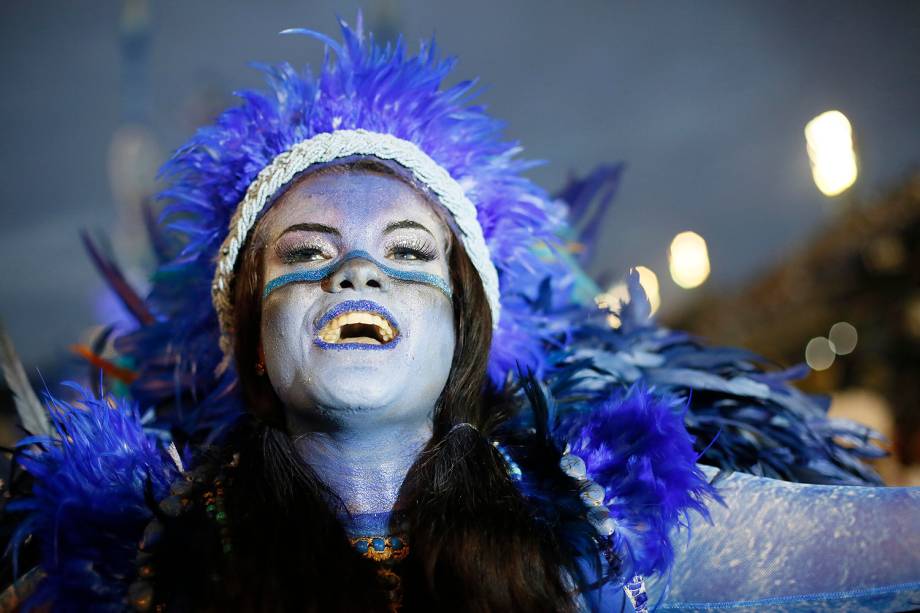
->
[543,270,883,486]
[8,384,178,611]
[561,386,717,580]
[9,382,714,609]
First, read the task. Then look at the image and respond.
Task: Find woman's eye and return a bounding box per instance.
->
[282,246,329,264]
[391,247,423,261]
[386,238,437,262]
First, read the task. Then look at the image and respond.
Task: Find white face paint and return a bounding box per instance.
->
[256,169,456,435]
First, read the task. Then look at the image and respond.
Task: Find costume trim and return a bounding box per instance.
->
[213,129,501,360]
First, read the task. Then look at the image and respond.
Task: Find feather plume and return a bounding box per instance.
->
[8,384,178,610]
[554,164,624,266]
[541,269,884,485]
[81,231,155,327]
[561,387,718,580]
[502,374,612,597]
[0,321,51,438]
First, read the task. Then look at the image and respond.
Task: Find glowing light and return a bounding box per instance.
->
[805,337,836,371]
[595,282,629,312]
[828,322,858,355]
[595,282,629,329]
[595,266,661,328]
[668,231,711,289]
[804,110,858,197]
[635,266,661,315]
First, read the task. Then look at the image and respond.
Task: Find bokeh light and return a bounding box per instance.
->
[635,266,661,315]
[595,266,661,329]
[668,231,711,289]
[828,321,858,355]
[595,282,629,329]
[804,110,858,197]
[805,336,836,371]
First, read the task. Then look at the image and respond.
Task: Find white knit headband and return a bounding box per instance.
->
[211,129,501,359]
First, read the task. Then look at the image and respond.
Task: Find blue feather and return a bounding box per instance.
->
[560,387,718,580]
[9,384,178,611]
[541,269,883,486]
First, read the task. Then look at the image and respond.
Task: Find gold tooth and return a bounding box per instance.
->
[317,310,400,344]
[371,315,392,337]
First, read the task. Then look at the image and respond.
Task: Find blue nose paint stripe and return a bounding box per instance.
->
[263,250,453,300]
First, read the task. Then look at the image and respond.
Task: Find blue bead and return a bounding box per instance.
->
[371,537,386,551]
[355,540,369,553]
[390,536,403,550]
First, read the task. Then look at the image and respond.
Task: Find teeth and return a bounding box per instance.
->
[317,310,397,344]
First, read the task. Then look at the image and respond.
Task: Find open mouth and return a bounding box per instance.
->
[313,300,400,350]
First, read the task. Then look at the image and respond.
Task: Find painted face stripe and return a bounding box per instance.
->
[263,250,453,300]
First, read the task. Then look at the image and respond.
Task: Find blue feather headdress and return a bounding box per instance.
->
[117,15,579,434]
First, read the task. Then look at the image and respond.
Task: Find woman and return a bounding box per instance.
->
[4,15,919,612]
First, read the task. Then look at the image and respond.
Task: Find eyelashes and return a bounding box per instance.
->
[275,237,439,265]
[384,237,438,262]
[276,241,331,264]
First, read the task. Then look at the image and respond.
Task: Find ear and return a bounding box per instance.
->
[256,342,266,376]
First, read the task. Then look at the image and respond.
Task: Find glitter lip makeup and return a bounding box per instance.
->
[312,299,401,351]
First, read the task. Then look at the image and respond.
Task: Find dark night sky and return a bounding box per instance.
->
[1,1,919,367]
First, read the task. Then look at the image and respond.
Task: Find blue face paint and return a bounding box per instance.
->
[263,250,452,301]
[259,171,456,516]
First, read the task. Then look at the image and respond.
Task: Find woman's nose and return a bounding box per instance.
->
[326,258,388,293]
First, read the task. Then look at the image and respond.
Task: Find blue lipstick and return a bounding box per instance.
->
[313,300,401,351]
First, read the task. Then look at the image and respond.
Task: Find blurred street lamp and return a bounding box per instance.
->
[669,231,711,289]
[805,110,858,197]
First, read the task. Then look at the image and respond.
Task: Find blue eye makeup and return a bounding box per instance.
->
[263,250,452,300]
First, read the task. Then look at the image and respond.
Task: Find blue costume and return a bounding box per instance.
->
[2,15,918,612]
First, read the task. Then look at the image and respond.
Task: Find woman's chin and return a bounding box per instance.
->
[292,372,418,421]
[320,386,401,416]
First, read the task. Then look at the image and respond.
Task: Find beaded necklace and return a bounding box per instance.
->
[346,511,409,611]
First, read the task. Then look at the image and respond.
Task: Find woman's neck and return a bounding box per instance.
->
[289,419,431,515]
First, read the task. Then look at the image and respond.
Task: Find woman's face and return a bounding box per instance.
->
[256,169,456,432]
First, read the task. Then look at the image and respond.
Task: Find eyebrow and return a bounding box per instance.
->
[279,223,341,238]
[383,220,434,237]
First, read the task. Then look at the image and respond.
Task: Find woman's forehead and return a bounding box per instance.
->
[262,169,448,238]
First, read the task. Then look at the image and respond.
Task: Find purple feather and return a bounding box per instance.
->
[9,384,178,611]
[554,164,624,265]
[81,231,155,326]
[562,386,718,579]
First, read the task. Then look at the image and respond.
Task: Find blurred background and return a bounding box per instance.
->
[1,1,918,483]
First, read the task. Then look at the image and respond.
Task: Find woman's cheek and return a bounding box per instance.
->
[260,291,312,392]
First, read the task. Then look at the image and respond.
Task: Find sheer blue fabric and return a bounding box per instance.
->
[642,467,920,612]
